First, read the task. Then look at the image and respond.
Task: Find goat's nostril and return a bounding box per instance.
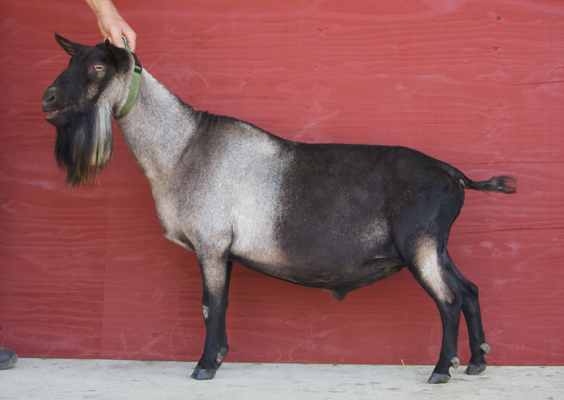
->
[41,89,61,114]
[42,87,58,105]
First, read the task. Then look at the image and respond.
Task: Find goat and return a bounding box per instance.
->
[42,34,516,383]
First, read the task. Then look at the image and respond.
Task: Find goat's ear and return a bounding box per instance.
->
[55,33,83,56]
[105,39,131,72]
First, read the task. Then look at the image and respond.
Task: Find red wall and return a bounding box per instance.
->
[1,0,563,366]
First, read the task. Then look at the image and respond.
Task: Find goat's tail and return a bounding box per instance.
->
[446,166,517,194]
[460,175,517,194]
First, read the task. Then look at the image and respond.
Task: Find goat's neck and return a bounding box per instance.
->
[114,70,196,185]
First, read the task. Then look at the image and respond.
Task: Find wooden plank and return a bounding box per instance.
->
[0,0,563,366]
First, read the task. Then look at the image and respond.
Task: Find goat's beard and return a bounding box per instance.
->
[54,104,114,187]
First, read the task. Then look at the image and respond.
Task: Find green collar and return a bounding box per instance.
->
[117,42,142,119]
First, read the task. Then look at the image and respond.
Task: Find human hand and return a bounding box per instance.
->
[86,0,137,52]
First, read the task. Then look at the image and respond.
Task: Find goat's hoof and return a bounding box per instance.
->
[428,373,450,384]
[191,366,217,380]
[465,362,487,375]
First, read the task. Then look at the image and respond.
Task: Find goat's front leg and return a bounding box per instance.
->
[192,254,232,380]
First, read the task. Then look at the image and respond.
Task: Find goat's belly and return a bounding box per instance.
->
[230,252,404,291]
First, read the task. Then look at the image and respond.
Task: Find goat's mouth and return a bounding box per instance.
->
[44,107,69,125]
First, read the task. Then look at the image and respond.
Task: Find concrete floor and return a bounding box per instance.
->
[1,358,563,400]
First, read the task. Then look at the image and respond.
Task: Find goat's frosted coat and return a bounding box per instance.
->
[42,35,516,383]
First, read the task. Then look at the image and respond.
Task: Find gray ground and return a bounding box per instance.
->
[1,358,562,400]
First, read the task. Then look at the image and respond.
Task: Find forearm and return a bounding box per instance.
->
[85,0,118,18]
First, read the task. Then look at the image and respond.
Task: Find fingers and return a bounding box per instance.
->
[106,21,136,51]
[121,30,137,52]
[100,16,136,52]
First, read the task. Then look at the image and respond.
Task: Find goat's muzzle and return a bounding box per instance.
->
[42,87,69,127]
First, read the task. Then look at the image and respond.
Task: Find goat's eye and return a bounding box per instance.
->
[94,65,104,71]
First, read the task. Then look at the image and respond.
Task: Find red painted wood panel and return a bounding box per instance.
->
[1,0,563,366]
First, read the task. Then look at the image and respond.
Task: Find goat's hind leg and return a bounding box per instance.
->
[443,252,489,375]
[404,237,463,384]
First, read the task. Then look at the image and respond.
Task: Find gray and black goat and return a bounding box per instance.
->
[42,34,516,383]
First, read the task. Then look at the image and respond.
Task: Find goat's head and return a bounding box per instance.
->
[42,34,136,186]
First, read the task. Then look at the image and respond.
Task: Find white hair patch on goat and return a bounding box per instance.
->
[415,237,453,303]
[225,130,291,267]
[359,217,389,248]
[88,64,134,169]
[90,104,113,167]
